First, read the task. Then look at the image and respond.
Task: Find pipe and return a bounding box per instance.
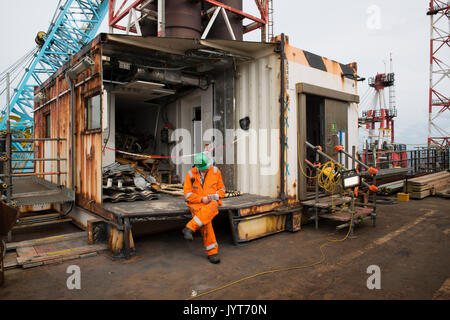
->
[65,72,75,191]
[279,34,286,200]
[6,73,11,203]
[146,70,209,88]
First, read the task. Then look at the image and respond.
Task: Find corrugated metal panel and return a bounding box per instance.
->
[235,52,280,198]
[34,43,103,204]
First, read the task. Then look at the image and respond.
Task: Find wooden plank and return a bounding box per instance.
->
[407,180,448,192]
[158,190,184,196]
[17,244,107,265]
[3,251,19,270]
[407,178,449,187]
[408,172,450,185]
[16,246,38,258]
[161,183,183,189]
[406,177,449,198]
[159,184,184,196]
[410,190,431,199]
[6,232,86,250]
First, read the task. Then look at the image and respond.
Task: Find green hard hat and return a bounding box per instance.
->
[194,153,211,171]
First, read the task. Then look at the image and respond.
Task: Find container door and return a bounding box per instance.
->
[324,99,349,166]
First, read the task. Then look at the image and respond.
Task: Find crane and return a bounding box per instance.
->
[427,0,449,148]
[0,0,108,170]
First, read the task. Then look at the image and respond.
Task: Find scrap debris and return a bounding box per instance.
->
[102,156,243,203]
[102,161,159,203]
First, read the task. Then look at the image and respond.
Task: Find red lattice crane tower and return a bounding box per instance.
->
[108,0,271,42]
[427,0,450,148]
[360,72,397,148]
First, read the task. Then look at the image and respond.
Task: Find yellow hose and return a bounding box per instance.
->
[318,161,342,193]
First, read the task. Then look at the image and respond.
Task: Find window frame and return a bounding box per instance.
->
[44,112,51,138]
[84,92,102,133]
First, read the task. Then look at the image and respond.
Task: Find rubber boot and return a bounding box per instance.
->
[182,227,194,241]
[208,254,220,264]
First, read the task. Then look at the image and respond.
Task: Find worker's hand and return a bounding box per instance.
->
[207,194,220,201]
[201,197,211,204]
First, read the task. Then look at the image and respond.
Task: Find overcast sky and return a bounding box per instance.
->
[0,1,446,147]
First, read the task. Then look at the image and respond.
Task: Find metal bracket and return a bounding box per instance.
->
[201,7,236,40]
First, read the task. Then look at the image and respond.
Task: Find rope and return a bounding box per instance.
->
[103,137,243,159]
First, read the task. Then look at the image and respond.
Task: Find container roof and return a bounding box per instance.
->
[104,34,277,59]
[37,33,278,91]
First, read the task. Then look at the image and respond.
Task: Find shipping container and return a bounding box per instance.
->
[34,34,359,256]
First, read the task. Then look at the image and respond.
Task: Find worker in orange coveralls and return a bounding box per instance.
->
[182,153,226,264]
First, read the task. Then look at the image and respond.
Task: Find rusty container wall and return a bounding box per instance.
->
[34,38,103,205]
[139,2,157,36]
[205,0,243,41]
[165,0,202,38]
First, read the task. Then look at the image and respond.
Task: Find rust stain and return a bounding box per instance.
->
[285,43,309,66]
[34,42,104,207]
[237,214,287,241]
[18,204,52,214]
[239,201,284,217]
[322,57,341,76]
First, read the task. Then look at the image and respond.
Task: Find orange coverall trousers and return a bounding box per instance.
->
[184,166,226,256]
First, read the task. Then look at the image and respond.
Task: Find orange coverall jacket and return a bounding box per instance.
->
[184,166,226,255]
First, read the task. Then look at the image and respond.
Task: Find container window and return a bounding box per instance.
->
[85,94,101,130]
[44,113,51,138]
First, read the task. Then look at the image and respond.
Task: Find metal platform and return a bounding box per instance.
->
[10,177,75,207]
[102,193,281,220]
[319,207,374,222]
[89,193,286,258]
[301,195,352,209]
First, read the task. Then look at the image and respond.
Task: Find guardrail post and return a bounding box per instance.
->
[57,138,61,186]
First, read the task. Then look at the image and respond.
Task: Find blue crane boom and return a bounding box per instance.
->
[0,0,108,135]
[0,0,108,171]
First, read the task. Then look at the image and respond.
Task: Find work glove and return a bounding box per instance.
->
[207,194,220,201]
